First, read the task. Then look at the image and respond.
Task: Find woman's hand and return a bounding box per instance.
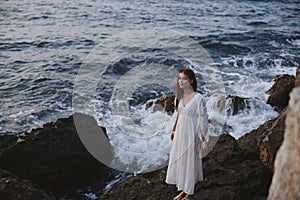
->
[200,141,206,150]
[171,132,174,141]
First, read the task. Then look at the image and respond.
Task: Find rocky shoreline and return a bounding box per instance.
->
[1,66,299,199]
[0,113,119,199]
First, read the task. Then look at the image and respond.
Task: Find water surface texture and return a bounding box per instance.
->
[1,0,299,138]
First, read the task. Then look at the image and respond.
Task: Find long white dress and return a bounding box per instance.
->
[165,92,209,195]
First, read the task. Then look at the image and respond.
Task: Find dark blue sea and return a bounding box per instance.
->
[1,0,300,198]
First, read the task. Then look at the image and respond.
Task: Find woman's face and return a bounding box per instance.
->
[178,72,192,89]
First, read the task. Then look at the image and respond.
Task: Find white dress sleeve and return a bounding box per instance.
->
[197,96,209,143]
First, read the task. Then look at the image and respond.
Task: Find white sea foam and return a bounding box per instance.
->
[287,39,300,47]
[96,102,172,172]
[217,54,297,138]
[83,193,97,200]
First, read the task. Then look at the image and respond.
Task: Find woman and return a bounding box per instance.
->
[165,68,209,200]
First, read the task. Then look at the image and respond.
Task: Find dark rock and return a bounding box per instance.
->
[210,94,252,116]
[0,113,114,197]
[237,128,262,156]
[237,107,286,172]
[257,109,287,171]
[223,95,252,115]
[295,64,300,87]
[99,169,176,200]
[144,94,175,113]
[199,135,271,200]
[267,74,295,107]
[0,169,54,200]
[237,108,286,172]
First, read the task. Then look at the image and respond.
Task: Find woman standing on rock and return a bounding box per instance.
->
[166,68,209,200]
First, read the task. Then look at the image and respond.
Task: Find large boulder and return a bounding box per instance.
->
[0,169,54,200]
[256,109,287,171]
[0,113,114,197]
[266,74,295,108]
[237,105,286,172]
[268,88,300,199]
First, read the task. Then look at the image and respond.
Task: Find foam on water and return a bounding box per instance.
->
[217,53,297,138]
[94,100,172,172]
[288,39,300,47]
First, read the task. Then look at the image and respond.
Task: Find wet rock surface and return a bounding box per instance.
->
[0,169,55,200]
[266,74,295,108]
[295,64,300,87]
[144,93,175,113]
[256,109,287,171]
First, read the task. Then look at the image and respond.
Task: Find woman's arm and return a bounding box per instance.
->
[171,111,178,140]
[198,97,209,148]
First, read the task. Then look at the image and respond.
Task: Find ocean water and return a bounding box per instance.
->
[1,0,300,195]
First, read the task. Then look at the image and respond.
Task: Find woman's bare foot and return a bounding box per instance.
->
[173,191,185,200]
[181,194,190,200]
